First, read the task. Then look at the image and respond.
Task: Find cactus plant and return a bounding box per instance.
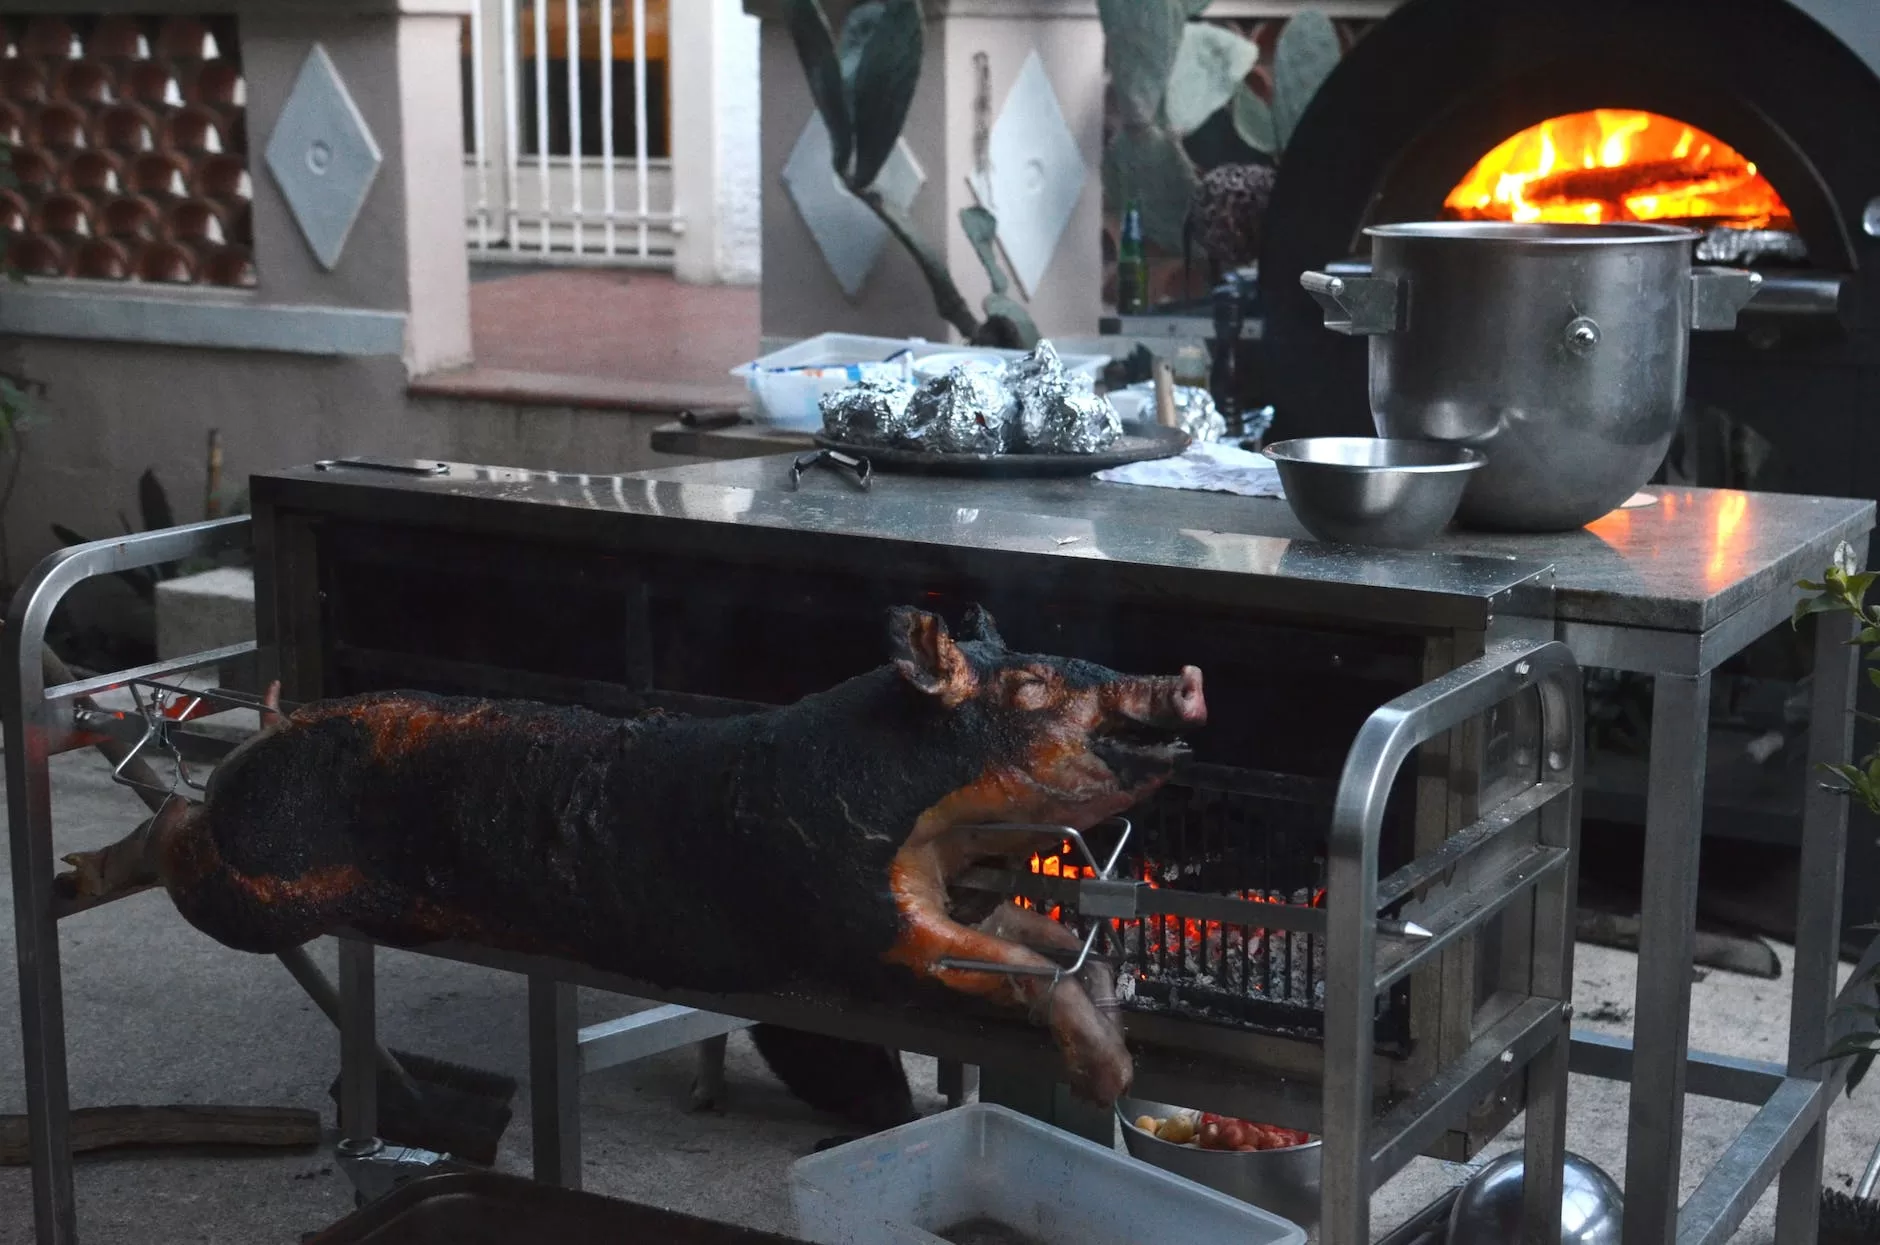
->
[784,0,1037,347]
[1100,2,1343,253]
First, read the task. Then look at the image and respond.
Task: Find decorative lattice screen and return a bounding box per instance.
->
[0,14,254,288]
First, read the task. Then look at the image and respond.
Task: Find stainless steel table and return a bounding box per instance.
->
[632,456,1878,1245]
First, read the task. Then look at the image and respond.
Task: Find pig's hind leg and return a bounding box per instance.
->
[63,682,291,903]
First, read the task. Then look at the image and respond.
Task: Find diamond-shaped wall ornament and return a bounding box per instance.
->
[782,113,925,299]
[969,52,1088,299]
[265,44,382,271]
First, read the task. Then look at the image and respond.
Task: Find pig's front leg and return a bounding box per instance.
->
[884,844,1133,1104]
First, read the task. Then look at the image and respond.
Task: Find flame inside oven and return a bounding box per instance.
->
[1022,847,1328,1014]
[1443,108,1791,231]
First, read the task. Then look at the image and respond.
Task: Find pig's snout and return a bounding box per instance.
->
[1131,667,1206,729]
[1173,666,1207,726]
[1105,666,1207,734]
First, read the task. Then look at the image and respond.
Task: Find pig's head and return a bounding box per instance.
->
[887,605,1207,831]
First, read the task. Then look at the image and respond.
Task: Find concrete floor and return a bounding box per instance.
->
[3,749,1880,1243]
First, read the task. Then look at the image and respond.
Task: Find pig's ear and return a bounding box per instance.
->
[888,607,976,704]
[958,604,1005,649]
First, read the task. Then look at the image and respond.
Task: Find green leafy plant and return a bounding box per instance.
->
[1793,541,1880,1091]
[50,466,247,602]
[1100,1,1342,250]
[784,0,1038,347]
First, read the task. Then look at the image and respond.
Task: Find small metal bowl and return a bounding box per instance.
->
[1116,1098,1321,1229]
[1264,437,1485,549]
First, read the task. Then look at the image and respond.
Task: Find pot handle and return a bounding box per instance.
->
[1301,270,1402,336]
[1690,266,1764,331]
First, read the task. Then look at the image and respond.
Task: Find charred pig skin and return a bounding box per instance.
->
[69,606,1206,1103]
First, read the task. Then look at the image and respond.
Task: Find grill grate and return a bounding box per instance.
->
[1031,783,1347,1036]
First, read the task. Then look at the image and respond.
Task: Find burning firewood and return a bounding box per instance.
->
[60,606,1206,1106]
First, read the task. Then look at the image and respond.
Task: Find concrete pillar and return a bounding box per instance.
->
[671,0,763,285]
[397,3,476,373]
[746,0,1105,347]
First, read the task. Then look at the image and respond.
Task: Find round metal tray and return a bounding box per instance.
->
[812,424,1190,477]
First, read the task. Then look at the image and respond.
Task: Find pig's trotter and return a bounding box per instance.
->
[886,849,1133,1105]
[975,904,1132,1105]
[59,836,153,899]
[58,797,192,900]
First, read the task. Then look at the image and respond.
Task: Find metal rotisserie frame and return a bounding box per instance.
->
[9,461,1582,1245]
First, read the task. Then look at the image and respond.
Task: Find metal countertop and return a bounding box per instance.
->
[254,459,1556,633]
[628,455,1878,634]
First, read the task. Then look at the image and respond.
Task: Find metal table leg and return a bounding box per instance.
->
[338,938,379,1143]
[1773,607,1860,1242]
[1622,673,1711,1245]
[7,619,76,1245]
[530,975,581,1189]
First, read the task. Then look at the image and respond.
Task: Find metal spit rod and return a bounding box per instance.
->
[936,818,1431,983]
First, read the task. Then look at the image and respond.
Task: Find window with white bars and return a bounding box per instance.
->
[460,0,676,263]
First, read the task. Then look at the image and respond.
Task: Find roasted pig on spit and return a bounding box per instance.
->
[63,606,1207,1104]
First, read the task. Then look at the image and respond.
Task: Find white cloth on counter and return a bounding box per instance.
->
[1093,438,1286,498]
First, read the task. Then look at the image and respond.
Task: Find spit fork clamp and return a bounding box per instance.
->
[73,679,304,801]
[937,818,1134,984]
[790,448,872,492]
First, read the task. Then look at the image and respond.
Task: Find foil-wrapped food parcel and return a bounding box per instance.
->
[819,339,1125,455]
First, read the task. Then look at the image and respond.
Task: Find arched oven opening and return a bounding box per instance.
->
[1258,0,1880,932]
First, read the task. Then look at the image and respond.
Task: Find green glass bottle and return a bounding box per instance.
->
[1117,199,1147,315]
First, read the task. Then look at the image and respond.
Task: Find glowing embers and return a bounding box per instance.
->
[1021,847,1327,1012]
[1444,109,1790,232]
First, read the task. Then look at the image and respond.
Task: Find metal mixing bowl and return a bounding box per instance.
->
[1116,1097,1320,1229]
[1264,437,1484,548]
[1446,1150,1623,1245]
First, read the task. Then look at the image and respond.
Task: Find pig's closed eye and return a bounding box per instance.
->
[1008,674,1050,711]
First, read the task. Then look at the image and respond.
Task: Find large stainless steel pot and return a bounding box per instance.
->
[1301,222,1762,532]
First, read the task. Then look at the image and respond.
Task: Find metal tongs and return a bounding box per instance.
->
[790,448,872,491]
[937,818,1134,982]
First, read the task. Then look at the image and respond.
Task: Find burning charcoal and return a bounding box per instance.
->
[901,366,1011,454]
[1289,887,1310,1005]
[1248,925,1269,998]
[820,376,917,444]
[1267,891,1289,999]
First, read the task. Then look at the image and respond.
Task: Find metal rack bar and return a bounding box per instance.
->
[1374,844,1570,992]
[530,975,581,1189]
[1680,1077,1830,1245]
[579,1004,749,1075]
[7,516,251,1245]
[1320,637,1581,1245]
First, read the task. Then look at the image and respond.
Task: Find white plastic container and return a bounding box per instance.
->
[732,334,1110,431]
[788,1104,1307,1245]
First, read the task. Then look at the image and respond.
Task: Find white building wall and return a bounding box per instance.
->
[671,0,763,285]
[713,0,763,284]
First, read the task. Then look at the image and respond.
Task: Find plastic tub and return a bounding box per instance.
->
[788,1104,1307,1245]
[733,334,1109,431]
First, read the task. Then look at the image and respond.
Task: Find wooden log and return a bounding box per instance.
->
[0,1104,322,1164]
